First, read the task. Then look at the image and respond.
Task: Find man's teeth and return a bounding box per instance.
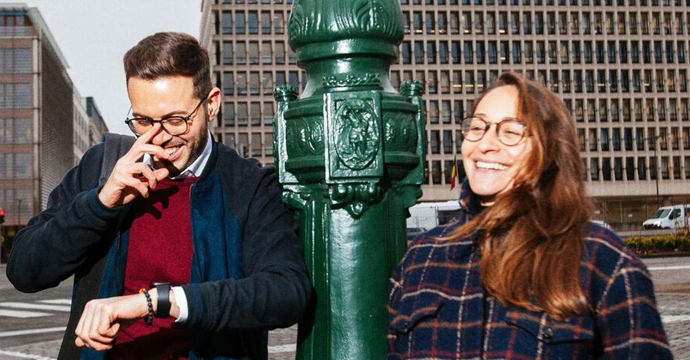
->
[165,147,178,155]
[476,161,507,170]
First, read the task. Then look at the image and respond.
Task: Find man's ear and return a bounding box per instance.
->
[206,87,222,122]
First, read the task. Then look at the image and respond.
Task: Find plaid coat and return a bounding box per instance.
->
[388,181,673,360]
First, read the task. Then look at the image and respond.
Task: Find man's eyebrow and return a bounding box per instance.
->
[131,109,189,119]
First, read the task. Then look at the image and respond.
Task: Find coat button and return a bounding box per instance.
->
[543,327,554,339]
[402,322,409,330]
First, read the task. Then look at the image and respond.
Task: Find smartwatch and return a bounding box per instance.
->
[151,282,172,318]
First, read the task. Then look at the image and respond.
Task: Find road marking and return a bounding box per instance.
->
[0,309,50,318]
[268,344,296,353]
[648,265,690,271]
[0,326,65,338]
[662,315,690,324]
[0,350,55,360]
[0,302,71,312]
[38,299,71,305]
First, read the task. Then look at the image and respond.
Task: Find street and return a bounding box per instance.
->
[1,258,689,360]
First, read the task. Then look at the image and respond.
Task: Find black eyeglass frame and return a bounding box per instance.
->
[125,97,206,136]
[461,116,528,146]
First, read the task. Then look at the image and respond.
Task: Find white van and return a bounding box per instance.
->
[406,201,462,236]
[642,205,690,229]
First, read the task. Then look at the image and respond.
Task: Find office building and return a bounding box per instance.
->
[0,4,103,256]
[201,0,690,229]
[85,96,109,149]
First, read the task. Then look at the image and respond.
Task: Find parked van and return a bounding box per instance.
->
[642,205,690,229]
[406,201,462,236]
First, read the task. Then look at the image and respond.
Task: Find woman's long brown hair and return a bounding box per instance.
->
[448,72,594,320]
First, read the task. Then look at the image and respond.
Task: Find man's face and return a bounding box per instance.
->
[127,76,211,176]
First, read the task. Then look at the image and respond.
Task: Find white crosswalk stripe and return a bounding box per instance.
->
[38,299,71,305]
[0,326,66,338]
[0,302,71,312]
[268,344,297,353]
[0,309,51,318]
[0,349,56,360]
[0,299,71,318]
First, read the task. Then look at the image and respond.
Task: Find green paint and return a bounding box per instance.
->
[274,0,425,358]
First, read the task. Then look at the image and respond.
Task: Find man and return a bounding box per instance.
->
[6,32,310,360]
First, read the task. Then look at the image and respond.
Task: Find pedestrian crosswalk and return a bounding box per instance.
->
[0,299,71,318]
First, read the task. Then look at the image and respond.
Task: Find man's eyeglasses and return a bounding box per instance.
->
[125,97,206,136]
[461,116,528,146]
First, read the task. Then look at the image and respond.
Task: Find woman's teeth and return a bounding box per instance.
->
[477,161,507,170]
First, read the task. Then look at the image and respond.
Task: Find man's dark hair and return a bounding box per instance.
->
[124,32,212,99]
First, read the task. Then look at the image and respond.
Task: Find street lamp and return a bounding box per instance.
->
[642,135,666,210]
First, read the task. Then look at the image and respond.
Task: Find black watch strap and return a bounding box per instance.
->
[151,282,171,318]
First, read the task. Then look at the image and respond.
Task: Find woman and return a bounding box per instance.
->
[388,72,672,359]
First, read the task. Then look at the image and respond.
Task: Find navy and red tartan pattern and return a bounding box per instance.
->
[388,181,673,360]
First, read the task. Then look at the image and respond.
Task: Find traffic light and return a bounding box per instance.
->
[0,208,4,224]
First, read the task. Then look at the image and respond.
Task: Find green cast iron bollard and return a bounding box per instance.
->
[273,1,426,358]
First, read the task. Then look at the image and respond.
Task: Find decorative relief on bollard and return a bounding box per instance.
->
[273,0,425,359]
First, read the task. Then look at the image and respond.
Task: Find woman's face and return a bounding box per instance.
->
[461,85,533,205]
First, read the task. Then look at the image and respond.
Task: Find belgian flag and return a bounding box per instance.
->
[450,155,457,191]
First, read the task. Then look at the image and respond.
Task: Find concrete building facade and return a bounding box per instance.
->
[200,0,690,230]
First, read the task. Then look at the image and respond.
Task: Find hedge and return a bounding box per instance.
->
[624,232,690,255]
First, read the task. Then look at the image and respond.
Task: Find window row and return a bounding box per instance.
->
[215,41,296,66]
[402,0,689,6]
[0,118,32,144]
[389,68,690,97]
[406,10,690,37]
[0,188,33,220]
[0,83,31,109]
[425,159,465,186]
[566,97,690,123]
[577,127,690,152]
[221,101,275,127]
[220,71,306,97]
[219,10,286,35]
[541,69,688,95]
[220,131,274,159]
[587,156,690,181]
[0,48,31,74]
[0,152,32,179]
[429,129,463,155]
[399,39,690,66]
[0,14,35,37]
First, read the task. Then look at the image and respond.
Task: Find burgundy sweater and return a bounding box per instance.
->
[107,177,196,360]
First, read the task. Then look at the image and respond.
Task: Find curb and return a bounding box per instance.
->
[638,252,690,259]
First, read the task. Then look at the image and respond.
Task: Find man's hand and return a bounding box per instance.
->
[74,288,181,351]
[98,124,170,208]
[74,292,151,351]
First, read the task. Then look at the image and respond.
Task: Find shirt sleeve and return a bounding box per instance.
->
[172,286,188,323]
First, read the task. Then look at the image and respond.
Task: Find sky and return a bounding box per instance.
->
[6,0,202,134]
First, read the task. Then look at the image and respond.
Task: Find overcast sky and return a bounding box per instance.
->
[7,0,202,134]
